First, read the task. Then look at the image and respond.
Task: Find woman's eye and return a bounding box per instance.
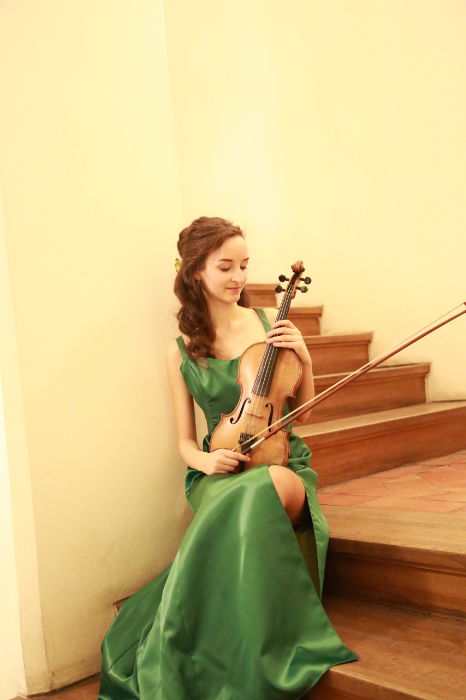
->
[219,266,248,271]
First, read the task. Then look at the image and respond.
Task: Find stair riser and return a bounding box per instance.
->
[307,340,370,374]
[245,286,276,307]
[310,678,414,700]
[310,594,466,700]
[306,409,466,486]
[246,290,323,335]
[324,554,466,620]
[310,372,428,423]
[288,310,321,335]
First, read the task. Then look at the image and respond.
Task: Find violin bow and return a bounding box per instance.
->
[233,301,466,456]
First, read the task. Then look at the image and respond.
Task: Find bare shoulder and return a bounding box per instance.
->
[261,307,279,326]
[165,337,181,363]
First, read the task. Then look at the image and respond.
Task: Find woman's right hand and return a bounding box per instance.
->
[203,448,251,475]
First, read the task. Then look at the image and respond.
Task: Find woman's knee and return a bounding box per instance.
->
[267,464,289,505]
[267,464,305,514]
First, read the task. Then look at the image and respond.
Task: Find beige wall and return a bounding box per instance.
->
[165,0,466,399]
[1,0,465,694]
[0,192,28,700]
[0,0,185,694]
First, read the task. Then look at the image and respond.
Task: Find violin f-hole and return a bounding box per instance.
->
[265,402,274,431]
[230,397,251,425]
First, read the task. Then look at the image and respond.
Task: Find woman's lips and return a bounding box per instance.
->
[227,287,241,291]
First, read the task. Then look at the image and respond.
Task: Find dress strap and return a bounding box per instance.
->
[253,307,272,332]
[176,335,189,361]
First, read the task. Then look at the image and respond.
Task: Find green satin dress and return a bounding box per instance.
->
[97,307,358,699]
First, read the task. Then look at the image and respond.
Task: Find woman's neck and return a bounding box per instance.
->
[207,301,245,333]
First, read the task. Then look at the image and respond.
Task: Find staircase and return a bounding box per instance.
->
[14,289,465,700]
[247,283,466,699]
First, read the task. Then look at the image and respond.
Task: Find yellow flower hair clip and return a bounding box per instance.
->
[174,257,182,273]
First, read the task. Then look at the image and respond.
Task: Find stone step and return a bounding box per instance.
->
[246,282,324,335]
[310,595,466,699]
[321,505,466,619]
[245,282,277,307]
[293,401,466,486]
[309,362,430,423]
[288,305,323,335]
[305,332,373,374]
[263,305,323,336]
[246,282,319,311]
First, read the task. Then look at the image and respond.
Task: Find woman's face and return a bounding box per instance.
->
[195,235,249,303]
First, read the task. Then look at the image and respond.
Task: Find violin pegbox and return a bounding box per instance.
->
[275,260,311,296]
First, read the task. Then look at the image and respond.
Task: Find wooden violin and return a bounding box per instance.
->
[209,260,311,472]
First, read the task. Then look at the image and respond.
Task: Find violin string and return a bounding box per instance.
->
[262,287,297,449]
[239,301,466,451]
[245,305,281,453]
[244,305,278,453]
[243,308,274,452]
[245,287,293,456]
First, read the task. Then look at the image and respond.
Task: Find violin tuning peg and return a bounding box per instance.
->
[278,274,289,282]
[297,285,308,293]
[275,284,284,293]
[300,276,312,284]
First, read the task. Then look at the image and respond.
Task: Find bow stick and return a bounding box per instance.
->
[233,301,466,456]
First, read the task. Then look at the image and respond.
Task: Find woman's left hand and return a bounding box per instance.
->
[265,319,312,365]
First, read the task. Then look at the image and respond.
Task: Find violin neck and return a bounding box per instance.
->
[252,290,293,396]
[275,288,293,322]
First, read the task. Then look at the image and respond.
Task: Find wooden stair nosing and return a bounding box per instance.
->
[321,506,466,619]
[325,551,466,621]
[309,363,430,422]
[310,595,466,700]
[288,305,324,317]
[321,506,466,564]
[294,402,466,485]
[315,362,431,386]
[305,331,373,346]
[294,401,466,446]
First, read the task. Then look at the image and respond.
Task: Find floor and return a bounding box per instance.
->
[317,449,466,514]
[8,673,100,700]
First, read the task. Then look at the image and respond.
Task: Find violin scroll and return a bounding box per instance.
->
[275,261,312,296]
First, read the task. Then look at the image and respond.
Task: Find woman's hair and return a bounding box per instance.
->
[174,216,251,363]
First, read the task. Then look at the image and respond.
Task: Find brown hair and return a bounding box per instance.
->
[174,216,251,364]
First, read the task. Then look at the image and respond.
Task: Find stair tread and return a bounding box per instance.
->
[320,595,466,699]
[315,361,431,383]
[305,331,373,343]
[288,305,323,315]
[321,504,466,568]
[294,400,466,437]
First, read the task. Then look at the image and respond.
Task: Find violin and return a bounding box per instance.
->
[209,261,311,472]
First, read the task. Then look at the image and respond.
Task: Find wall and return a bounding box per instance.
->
[0,0,185,693]
[164,0,466,398]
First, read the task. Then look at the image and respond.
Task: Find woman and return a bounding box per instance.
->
[98,216,358,699]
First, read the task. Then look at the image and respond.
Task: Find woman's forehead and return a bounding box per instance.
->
[210,236,248,262]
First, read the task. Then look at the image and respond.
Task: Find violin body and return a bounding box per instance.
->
[209,341,302,471]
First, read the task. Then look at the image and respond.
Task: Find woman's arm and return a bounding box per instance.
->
[165,340,210,472]
[262,307,315,424]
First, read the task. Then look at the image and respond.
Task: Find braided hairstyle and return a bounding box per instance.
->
[174,216,250,364]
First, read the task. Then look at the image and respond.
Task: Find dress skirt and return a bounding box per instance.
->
[97,456,358,699]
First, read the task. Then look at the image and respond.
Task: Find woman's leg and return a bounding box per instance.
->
[267,464,307,528]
